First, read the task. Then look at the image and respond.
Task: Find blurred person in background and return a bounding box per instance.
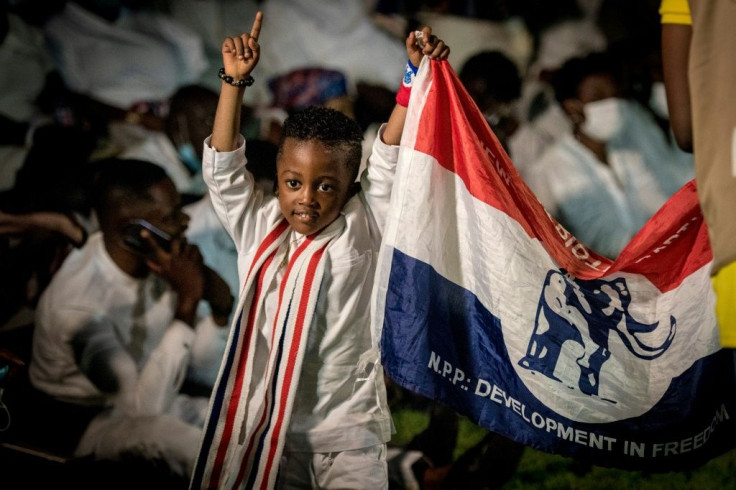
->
[459,50,522,156]
[29,159,232,482]
[524,52,671,259]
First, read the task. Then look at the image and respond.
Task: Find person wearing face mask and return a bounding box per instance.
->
[525,52,670,260]
[109,85,220,196]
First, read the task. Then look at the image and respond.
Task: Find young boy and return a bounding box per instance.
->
[191,12,450,489]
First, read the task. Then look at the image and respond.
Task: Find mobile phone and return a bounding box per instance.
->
[122,219,172,254]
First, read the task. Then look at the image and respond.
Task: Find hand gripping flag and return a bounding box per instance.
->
[371,58,736,471]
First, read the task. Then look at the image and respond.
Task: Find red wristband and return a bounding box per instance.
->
[396,84,412,107]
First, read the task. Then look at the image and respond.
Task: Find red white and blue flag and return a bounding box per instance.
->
[372,58,736,471]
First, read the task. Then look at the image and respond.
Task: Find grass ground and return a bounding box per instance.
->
[391,408,736,489]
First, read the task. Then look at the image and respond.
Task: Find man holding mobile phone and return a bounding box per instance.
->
[27,158,232,483]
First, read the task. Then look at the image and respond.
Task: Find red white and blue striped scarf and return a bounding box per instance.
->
[191,217,342,489]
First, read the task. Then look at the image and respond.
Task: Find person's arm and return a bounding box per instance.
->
[202,265,234,326]
[381,28,451,146]
[361,28,450,232]
[210,12,262,152]
[201,12,277,258]
[0,210,86,246]
[660,0,693,153]
[661,23,693,152]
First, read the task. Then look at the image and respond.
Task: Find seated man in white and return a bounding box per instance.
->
[29,158,232,478]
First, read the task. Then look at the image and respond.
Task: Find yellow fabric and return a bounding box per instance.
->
[715,261,736,347]
[660,0,692,25]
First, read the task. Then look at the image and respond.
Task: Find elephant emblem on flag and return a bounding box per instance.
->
[519,270,677,399]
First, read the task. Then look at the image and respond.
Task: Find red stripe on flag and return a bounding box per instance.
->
[413,61,711,291]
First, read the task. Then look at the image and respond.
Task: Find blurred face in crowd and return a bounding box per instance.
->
[120,178,190,252]
[577,73,620,105]
[139,179,190,241]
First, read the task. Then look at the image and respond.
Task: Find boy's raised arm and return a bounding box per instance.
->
[211,11,263,152]
[381,27,451,146]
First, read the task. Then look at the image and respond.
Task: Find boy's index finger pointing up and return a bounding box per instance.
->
[250,11,263,41]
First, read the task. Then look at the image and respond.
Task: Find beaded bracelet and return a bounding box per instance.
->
[218,68,254,88]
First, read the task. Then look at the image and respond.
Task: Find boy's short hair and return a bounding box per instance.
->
[278,105,363,182]
[92,158,170,223]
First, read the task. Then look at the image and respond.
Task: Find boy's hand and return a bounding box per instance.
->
[221,11,263,81]
[406,27,451,67]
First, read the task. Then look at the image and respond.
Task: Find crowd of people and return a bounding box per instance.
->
[0,0,712,488]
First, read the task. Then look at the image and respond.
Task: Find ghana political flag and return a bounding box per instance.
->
[372,57,736,471]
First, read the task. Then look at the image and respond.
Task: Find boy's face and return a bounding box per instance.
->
[276,138,354,236]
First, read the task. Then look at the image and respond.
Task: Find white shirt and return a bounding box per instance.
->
[202,126,398,452]
[0,13,54,190]
[0,13,53,121]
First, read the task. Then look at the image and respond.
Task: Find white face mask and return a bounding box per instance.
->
[581,98,626,142]
[649,81,669,119]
